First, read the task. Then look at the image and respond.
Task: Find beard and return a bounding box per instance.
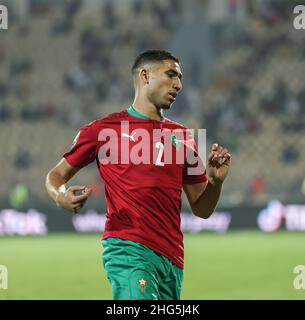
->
[159,97,173,110]
[161,103,172,110]
[149,92,173,110]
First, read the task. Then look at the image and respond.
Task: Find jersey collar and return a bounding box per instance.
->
[127,105,164,122]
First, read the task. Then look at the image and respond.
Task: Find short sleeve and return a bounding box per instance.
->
[63,124,97,169]
[183,139,207,185]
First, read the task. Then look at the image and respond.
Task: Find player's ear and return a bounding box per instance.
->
[139,68,150,85]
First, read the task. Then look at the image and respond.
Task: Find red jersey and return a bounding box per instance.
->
[63,106,207,269]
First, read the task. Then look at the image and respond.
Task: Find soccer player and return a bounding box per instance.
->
[45,50,231,300]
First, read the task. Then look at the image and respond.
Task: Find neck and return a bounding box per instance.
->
[132,93,163,121]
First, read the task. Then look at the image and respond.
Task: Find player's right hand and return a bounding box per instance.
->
[56,185,92,214]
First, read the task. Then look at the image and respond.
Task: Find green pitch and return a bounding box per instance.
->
[0,231,304,299]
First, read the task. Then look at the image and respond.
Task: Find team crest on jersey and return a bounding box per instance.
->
[171,135,182,150]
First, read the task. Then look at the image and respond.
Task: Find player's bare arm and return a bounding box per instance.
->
[45,158,92,213]
[183,143,231,219]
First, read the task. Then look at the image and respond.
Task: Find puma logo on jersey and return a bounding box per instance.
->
[122,132,137,142]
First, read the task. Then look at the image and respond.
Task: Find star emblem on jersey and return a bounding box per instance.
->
[171,135,181,150]
[139,278,146,293]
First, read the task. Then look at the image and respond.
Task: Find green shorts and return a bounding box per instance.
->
[102,237,183,300]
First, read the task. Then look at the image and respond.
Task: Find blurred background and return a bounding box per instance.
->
[0,0,305,299]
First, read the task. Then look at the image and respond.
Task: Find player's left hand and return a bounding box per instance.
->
[207,144,231,184]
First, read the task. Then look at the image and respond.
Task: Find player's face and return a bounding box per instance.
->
[147,60,182,110]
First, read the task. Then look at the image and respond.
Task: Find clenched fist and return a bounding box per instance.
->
[56,185,92,213]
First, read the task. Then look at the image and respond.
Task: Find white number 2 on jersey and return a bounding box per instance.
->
[155,142,164,166]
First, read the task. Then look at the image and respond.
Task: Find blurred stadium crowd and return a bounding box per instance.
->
[0,0,304,210]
